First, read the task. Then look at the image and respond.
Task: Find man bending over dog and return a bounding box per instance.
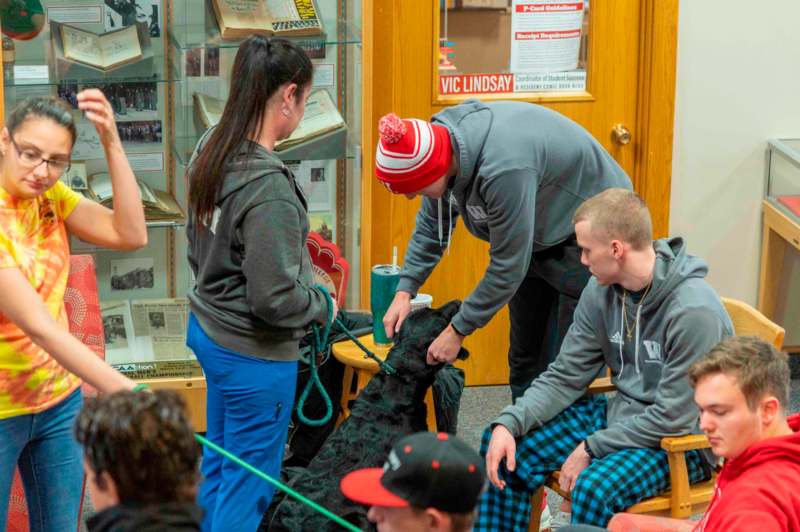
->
[477,189,733,530]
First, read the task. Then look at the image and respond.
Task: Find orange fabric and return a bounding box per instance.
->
[0,181,82,419]
[7,468,27,532]
[65,255,105,395]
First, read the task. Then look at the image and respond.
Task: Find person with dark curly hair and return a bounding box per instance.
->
[74,390,203,531]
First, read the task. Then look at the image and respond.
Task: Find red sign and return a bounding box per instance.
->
[515,2,583,12]
[440,73,514,95]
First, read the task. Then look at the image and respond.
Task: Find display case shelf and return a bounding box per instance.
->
[4,55,175,86]
[145,219,186,228]
[168,20,361,51]
[172,129,356,168]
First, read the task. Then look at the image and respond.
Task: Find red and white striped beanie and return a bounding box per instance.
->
[375,113,453,194]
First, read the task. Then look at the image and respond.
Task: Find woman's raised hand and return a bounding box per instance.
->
[76,89,121,148]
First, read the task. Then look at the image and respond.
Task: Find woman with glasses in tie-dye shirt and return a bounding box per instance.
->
[0,90,147,531]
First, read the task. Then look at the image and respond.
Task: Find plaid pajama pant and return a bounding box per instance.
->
[476,396,711,531]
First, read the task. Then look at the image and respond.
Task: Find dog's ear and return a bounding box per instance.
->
[456,347,469,360]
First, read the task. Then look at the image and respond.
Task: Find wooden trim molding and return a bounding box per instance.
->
[634,0,680,238]
[359,0,372,309]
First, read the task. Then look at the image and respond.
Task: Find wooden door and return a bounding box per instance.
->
[361,0,679,385]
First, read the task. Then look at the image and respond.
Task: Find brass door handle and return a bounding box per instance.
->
[612,123,631,145]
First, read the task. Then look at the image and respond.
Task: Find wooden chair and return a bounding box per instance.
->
[7,255,103,532]
[528,297,786,530]
[719,297,785,349]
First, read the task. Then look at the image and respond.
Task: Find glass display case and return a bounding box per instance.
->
[765,138,800,222]
[0,0,363,387]
[759,139,800,351]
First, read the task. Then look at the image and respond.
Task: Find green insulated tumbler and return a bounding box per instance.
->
[370,264,401,346]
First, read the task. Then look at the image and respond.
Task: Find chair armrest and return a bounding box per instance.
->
[586,376,616,394]
[660,434,711,453]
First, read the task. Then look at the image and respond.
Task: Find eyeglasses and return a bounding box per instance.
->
[9,136,71,175]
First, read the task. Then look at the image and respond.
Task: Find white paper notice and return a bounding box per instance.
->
[13,65,49,82]
[312,63,335,87]
[287,159,333,212]
[127,152,164,172]
[73,122,104,160]
[47,6,103,24]
[510,1,584,73]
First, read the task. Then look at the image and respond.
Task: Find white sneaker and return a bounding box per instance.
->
[550,509,572,530]
[539,504,553,531]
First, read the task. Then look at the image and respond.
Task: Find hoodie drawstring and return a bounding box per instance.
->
[436,195,454,254]
[446,192,453,253]
[437,198,443,247]
[635,304,641,374]
[618,300,625,376]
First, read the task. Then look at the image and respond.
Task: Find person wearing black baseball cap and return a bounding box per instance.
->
[341,431,486,532]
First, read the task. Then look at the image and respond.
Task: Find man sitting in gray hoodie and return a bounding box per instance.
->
[476,189,733,531]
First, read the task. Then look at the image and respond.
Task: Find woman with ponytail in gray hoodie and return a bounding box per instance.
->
[185,37,337,531]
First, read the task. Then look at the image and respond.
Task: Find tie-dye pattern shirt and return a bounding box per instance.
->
[0,181,82,419]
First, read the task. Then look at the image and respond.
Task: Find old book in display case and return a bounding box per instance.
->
[192,89,346,156]
[53,22,143,71]
[85,172,185,223]
[275,89,346,152]
[192,92,225,131]
[210,0,324,40]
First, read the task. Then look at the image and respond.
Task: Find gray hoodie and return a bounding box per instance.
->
[494,238,732,464]
[187,137,328,361]
[396,100,632,336]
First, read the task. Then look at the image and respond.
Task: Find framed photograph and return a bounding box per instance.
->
[185,48,201,77]
[100,300,135,363]
[116,120,162,144]
[104,0,161,37]
[61,162,88,191]
[204,47,219,76]
[59,81,158,120]
[110,257,155,291]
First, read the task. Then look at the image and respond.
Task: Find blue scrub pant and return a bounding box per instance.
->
[187,314,298,532]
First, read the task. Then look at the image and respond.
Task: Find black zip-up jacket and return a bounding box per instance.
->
[87,502,203,531]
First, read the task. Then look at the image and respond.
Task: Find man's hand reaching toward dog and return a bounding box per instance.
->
[383,291,412,339]
[426,324,463,365]
[485,424,517,490]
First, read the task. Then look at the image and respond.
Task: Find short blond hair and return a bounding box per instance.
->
[572,188,652,250]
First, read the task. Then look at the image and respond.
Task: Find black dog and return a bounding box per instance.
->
[263,300,469,531]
